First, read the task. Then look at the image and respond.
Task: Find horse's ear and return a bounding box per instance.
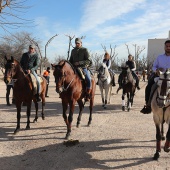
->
[51,63,55,70]
[61,61,65,68]
[11,56,14,62]
[4,55,7,61]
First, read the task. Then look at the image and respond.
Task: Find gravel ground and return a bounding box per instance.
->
[0,74,170,170]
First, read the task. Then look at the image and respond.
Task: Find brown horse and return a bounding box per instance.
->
[4,56,47,134]
[117,66,136,111]
[52,60,96,139]
[151,69,170,160]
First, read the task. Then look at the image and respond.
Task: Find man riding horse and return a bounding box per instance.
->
[118,54,140,90]
[140,40,170,114]
[20,44,41,102]
[69,38,92,101]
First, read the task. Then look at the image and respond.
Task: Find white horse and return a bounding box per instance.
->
[98,63,112,109]
[151,69,170,160]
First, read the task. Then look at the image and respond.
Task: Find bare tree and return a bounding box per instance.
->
[91,53,102,71]
[0,0,33,32]
[65,34,75,60]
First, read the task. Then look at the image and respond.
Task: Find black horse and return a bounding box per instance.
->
[117,66,136,111]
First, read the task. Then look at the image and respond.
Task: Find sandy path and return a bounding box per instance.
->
[0,74,170,170]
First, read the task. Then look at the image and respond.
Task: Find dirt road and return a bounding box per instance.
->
[0,74,170,170]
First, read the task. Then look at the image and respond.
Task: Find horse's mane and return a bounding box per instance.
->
[58,60,76,73]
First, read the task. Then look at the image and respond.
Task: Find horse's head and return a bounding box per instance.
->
[4,56,16,84]
[121,66,130,84]
[51,61,67,93]
[157,69,170,107]
[98,63,108,78]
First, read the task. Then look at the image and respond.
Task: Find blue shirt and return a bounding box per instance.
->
[152,54,170,72]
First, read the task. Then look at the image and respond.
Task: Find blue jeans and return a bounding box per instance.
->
[83,68,91,89]
[32,71,41,94]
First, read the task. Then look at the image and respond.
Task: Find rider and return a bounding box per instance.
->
[96,52,116,86]
[43,67,50,97]
[140,40,170,114]
[69,38,92,101]
[118,54,140,90]
[20,44,41,102]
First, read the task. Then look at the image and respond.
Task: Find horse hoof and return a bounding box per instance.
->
[42,117,45,120]
[164,147,170,152]
[153,152,160,160]
[33,119,37,123]
[76,123,80,128]
[65,133,70,140]
[26,126,30,130]
[162,136,165,140]
[104,106,107,109]
[127,108,130,112]
[14,128,20,134]
[87,122,91,126]
[122,106,125,111]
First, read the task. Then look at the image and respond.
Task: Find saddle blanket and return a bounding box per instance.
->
[30,74,43,95]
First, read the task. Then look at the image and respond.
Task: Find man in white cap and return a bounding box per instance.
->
[20,44,41,102]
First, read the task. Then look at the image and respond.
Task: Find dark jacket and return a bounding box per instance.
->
[126,60,135,70]
[69,47,92,68]
[20,52,39,72]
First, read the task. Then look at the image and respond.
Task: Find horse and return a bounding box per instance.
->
[117,66,136,111]
[98,63,112,109]
[51,60,96,139]
[151,69,170,160]
[4,56,47,134]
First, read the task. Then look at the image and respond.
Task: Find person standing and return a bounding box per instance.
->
[43,67,50,97]
[20,44,41,102]
[69,38,92,101]
[140,40,170,114]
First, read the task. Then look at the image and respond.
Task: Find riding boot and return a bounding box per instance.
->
[85,89,91,102]
[140,83,158,114]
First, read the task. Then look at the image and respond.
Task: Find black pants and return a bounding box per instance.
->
[145,73,157,104]
[43,76,50,96]
[6,85,13,104]
[131,71,139,87]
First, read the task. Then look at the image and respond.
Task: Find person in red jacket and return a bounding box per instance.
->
[43,67,50,97]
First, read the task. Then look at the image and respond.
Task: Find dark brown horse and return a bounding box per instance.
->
[4,56,47,134]
[117,66,136,111]
[52,60,96,139]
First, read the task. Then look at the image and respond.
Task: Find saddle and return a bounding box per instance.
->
[76,67,93,80]
[29,73,43,95]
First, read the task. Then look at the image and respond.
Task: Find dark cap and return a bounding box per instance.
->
[29,44,35,49]
[75,38,82,44]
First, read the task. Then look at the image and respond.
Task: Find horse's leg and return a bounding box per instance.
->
[14,102,22,134]
[104,86,109,109]
[62,101,68,126]
[127,92,130,111]
[99,85,104,107]
[26,101,32,130]
[164,124,170,152]
[122,90,125,111]
[33,99,38,123]
[41,93,45,120]
[153,124,162,160]
[108,85,112,104]
[66,100,76,139]
[76,100,84,128]
[88,94,94,126]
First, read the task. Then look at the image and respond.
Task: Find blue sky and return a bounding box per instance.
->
[1,0,170,62]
